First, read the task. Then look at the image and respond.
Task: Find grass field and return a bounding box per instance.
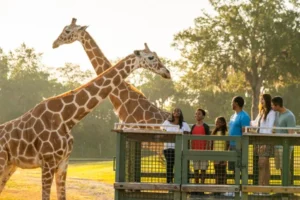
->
[1,161,115,200]
[1,146,300,199]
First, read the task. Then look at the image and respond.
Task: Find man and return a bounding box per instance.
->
[271,96,296,178]
[228,96,251,170]
[225,96,250,197]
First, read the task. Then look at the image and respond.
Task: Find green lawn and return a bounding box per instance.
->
[1,161,115,200]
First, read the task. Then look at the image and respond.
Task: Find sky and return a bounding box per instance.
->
[0,0,213,72]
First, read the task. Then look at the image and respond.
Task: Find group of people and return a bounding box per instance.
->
[161,95,296,195]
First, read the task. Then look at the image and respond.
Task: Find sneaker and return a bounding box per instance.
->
[223,192,235,197]
[259,192,270,196]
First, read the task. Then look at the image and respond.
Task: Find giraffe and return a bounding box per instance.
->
[53,18,171,125]
[0,45,170,200]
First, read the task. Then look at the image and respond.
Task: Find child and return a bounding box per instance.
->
[211,116,229,196]
[190,109,210,188]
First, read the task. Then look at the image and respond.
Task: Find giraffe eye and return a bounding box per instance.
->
[148,56,154,60]
[65,30,70,34]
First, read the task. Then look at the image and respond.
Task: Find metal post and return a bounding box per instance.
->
[241,135,249,200]
[235,138,242,200]
[134,141,141,182]
[181,135,188,200]
[115,133,126,200]
[282,139,290,186]
[174,134,182,200]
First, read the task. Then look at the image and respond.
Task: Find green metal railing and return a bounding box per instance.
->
[113,125,300,200]
[241,132,300,199]
[181,135,242,200]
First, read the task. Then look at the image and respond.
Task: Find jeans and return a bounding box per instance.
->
[163,148,175,183]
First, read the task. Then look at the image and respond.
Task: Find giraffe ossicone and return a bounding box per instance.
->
[0,44,171,200]
[53,18,171,124]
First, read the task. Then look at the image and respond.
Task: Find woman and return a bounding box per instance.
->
[251,94,276,187]
[162,107,190,183]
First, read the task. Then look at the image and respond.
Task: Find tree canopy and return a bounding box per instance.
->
[173,0,300,118]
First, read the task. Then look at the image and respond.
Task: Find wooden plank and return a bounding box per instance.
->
[181,184,239,192]
[112,129,183,135]
[244,133,300,138]
[121,192,172,200]
[242,185,300,193]
[125,133,176,142]
[114,182,180,191]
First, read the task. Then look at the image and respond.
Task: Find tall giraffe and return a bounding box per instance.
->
[53,18,171,124]
[0,46,170,200]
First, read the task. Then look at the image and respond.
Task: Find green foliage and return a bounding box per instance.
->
[173,0,300,118]
[56,63,94,88]
[0,44,64,122]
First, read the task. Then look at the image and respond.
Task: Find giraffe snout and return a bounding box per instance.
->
[162,68,171,79]
[52,41,60,49]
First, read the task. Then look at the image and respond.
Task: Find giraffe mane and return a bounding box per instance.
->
[127,83,146,97]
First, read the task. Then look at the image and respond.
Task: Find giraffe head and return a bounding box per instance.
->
[133,43,171,79]
[52,18,87,48]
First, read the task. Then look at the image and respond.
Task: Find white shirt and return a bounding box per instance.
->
[251,110,276,134]
[162,120,191,149]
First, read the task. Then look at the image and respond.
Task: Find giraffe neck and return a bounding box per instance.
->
[45,56,137,130]
[75,31,171,124]
[80,31,111,74]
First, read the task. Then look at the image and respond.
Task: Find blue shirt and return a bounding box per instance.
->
[229,110,250,146]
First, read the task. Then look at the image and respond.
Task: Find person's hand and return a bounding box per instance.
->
[259,145,266,154]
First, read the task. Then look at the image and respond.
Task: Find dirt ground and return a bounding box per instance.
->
[1,168,114,200]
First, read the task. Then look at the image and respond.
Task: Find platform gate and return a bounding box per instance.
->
[113,125,300,200]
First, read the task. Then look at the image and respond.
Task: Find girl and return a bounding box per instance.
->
[212,117,229,195]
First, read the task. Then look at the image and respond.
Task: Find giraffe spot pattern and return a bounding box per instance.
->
[61,104,77,121]
[48,99,64,112]
[75,90,89,106]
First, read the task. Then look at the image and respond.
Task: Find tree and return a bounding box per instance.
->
[56,63,94,88]
[0,44,65,122]
[173,0,300,118]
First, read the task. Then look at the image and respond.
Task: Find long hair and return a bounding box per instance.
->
[169,108,184,129]
[212,116,227,136]
[259,94,272,120]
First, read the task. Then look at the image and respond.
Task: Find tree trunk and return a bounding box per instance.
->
[251,84,261,120]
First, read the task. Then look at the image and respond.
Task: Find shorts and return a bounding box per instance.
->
[274,147,293,170]
[193,160,208,170]
[256,145,274,157]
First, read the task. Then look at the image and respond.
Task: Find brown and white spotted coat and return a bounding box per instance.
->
[0,45,171,200]
[53,18,171,124]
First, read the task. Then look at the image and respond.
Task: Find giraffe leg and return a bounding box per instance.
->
[55,160,69,200]
[0,165,17,193]
[0,151,15,194]
[41,160,56,200]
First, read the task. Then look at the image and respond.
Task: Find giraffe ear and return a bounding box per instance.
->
[134,50,141,56]
[79,26,88,31]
